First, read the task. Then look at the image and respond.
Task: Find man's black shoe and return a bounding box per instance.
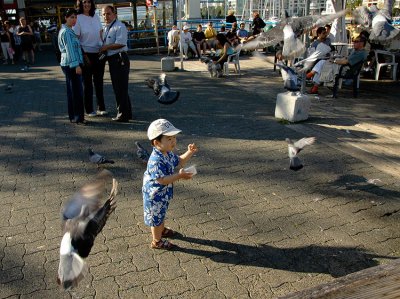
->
[112,117,129,123]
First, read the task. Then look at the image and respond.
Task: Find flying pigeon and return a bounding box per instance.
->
[352,6,399,43]
[200,56,223,78]
[282,24,305,59]
[135,141,150,164]
[242,10,346,57]
[353,6,373,28]
[58,170,118,290]
[88,148,114,166]
[369,13,400,42]
[294,42,332,72]
[145,73,180,105]
[286,137,316,171]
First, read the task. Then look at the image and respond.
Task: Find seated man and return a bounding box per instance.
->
[236,22,249,44]
[167,25,180,56]
[192,24,207,57]
[310,26,331,48]
[331,36,368,97]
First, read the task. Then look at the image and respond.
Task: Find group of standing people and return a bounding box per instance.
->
[58,0,132,125]
[0,18,36,69]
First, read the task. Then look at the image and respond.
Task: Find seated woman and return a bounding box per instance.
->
[212,33,235,75]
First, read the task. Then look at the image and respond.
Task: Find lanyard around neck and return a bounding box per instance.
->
[102,19,116,44]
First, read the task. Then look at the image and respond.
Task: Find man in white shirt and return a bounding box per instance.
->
[100,6,132,122]
[167,25,179,56]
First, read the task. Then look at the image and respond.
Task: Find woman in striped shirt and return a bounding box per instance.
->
[58,9,86,125]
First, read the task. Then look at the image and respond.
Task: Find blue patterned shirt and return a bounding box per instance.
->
[142,148,180,226]
[58,24,83,68]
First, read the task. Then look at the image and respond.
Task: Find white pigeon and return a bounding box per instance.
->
[286,137,316,171]
[282,24,305,59]
[58,171,118,290]
[294,42,332,72]
[88,148,114,166]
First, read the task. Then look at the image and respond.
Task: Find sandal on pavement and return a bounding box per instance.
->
[162,227,177,238]
[151,239,175,250]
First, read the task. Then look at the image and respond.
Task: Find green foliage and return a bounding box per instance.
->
[346,0,363,11]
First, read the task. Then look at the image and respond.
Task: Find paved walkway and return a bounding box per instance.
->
[0,51,400,298]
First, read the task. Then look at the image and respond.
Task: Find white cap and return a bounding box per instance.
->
[183,25,189,30]
[147,119,182,140]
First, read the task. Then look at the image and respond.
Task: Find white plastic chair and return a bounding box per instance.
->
[224,45,242,76]
[374,50,398,81]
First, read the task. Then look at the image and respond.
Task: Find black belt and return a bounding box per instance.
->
[108,52,127,59]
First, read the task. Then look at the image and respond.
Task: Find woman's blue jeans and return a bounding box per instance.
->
[61,65,84,123]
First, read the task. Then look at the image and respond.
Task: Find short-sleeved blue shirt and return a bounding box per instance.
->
[348,49,367,67]
[142,147,179,226]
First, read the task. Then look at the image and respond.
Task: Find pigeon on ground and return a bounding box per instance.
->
[145,73,180,105]
[58,170,118,290]
[88,148,114,166]
[135,141,150,164]
[286,137,316,171]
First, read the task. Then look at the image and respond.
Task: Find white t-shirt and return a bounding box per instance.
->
[181,31,192,44]
[167,29,179,46]
[73,14,102,53]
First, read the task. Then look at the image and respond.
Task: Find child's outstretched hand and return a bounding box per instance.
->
[188,143,198,154]
[179,168,194,180]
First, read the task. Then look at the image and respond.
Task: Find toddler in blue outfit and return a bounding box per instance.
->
[142,119,198,249]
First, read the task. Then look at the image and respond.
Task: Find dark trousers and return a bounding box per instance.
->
[82,53,106,113]
[61,66,84,122]
[108,52,132,120]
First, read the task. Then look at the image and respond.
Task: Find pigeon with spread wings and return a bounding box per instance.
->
[242,10,346,60]
[57,170,118,290]
[145,73,180,105]
[286,137,316,171]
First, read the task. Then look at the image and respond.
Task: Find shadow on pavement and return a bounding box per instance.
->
[332,174,400,203]
[174,235,395,278]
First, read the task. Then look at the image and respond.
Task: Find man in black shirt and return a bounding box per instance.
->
[192,24,207,57]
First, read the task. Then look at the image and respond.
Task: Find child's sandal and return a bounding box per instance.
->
[151,239,175,250]
[161,227,177,238]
